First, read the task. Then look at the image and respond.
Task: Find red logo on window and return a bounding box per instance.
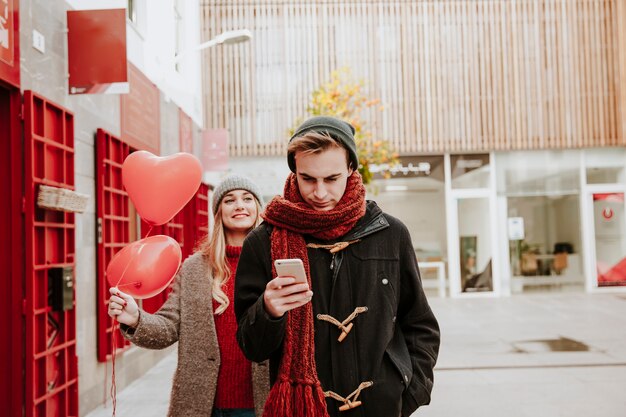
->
[602,208,614,220]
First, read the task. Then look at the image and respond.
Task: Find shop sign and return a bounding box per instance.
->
[67,9,128,94]
[371,155,444,181]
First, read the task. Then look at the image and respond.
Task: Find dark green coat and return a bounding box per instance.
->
[235,201,440,417]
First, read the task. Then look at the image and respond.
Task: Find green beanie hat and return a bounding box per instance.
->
[288,116,359,172]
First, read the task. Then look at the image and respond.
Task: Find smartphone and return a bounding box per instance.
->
[274,258,307,283]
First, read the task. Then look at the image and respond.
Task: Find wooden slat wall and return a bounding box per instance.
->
[201,0,624,157]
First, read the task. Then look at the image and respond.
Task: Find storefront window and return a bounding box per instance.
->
[594,193,626,287]
[451,154,490,189]
[507,195,583,287]
[498,150,584,292]
[371,156,447,294]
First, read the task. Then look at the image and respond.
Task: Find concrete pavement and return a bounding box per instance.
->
[85,292,626,417]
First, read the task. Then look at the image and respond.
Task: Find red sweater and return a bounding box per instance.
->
[213,245,254,409]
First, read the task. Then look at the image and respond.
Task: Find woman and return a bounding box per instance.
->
[108,174,269,417]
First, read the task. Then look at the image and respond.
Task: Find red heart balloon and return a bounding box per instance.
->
[122,151,203,226]
[106,235,182,299]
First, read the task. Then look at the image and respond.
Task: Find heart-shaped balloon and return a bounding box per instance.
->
[122,151,203,226]
[106,235,182,299]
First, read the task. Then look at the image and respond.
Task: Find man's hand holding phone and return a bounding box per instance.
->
[264,259,313,318]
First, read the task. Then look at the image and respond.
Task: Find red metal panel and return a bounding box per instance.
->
[95,129,132,361]
[0,84,22,417]
[186,183,210,255]
[23,91,78,417]
[179,108,193,153]
[120,63,160,154]
[0,0,20,87]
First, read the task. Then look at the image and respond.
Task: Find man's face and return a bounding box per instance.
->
[294,147,353,211]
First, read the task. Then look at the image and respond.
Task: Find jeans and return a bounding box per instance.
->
[211,409,255,417]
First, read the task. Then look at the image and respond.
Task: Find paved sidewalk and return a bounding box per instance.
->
[86,293,626,417]
[421,293,626,417]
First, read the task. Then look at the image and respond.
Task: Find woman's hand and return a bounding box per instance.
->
[108,288,140,328]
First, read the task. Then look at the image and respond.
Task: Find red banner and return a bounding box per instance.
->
[67,9,128,94]
[202,129,229,171]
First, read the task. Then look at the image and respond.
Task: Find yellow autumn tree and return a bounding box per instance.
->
[291,67,398,184]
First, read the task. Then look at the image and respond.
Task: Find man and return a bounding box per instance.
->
[235,116,440,417]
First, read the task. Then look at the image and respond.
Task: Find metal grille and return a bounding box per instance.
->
[95,128,132,361]
[23,91,78,417]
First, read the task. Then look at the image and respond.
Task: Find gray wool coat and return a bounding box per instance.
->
[121,252,270,417]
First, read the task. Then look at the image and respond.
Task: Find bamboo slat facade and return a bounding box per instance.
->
[201,0,626,157]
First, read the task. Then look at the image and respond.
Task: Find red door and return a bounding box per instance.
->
[23,91,78,417]
[0,83,23,417]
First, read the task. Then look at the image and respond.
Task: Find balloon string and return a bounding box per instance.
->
[116,281,141,289]
[111,320,118,417]
[107,224,153,417]
[114,242,147,288]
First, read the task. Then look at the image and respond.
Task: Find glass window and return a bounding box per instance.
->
[585,148,626,185]
[496,150,580,196]
[127,0,137,24]
[507,195,583,285]
[594,193,626,287]
[451,154,490,189]
[371,156,447,285]
[174,0,184,72]
[458,198,493,293]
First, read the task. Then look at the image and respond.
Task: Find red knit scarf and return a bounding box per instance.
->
[260,171,366,417]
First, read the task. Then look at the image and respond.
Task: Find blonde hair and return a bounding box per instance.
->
[201,198,263,315]
[288,131,353,169]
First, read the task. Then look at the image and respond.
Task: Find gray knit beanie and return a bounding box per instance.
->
[212,174,264,214]
[288,116,359,172]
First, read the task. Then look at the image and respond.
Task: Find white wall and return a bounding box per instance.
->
[143,0,202,126]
